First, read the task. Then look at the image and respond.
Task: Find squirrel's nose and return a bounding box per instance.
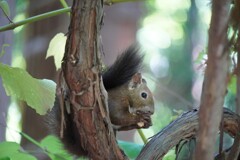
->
[136,106,154,115]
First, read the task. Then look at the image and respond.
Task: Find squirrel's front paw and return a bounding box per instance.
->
[137,113,152,128]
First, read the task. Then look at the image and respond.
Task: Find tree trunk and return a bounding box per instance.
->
[61,0,125,159]
[195,0,231,159]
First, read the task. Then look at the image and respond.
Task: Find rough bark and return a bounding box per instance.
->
[136,108,240,160]
[61,0,125,159]
[195,0,231,159]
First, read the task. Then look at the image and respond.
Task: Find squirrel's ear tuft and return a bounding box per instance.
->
[142,78,147,84]
[128,73,142,90]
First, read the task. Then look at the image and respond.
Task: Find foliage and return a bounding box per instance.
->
[0,133,86,160]
[40,135,78,160]
[0,134,146,160]
[0,63,56,115]
[0,0,10,17]
[46,33,66,70]
[164,149,176,160]
[0,141,37,160]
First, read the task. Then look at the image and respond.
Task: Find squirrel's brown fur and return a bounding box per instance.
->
[47,45,154,157]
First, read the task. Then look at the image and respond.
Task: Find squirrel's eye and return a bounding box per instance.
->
[141,92,148,99]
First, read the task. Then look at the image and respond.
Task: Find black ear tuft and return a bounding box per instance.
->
[103,44,144,90]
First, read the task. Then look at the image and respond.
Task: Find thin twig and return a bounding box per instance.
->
[0,0,144,32]
[59,0,70,16]
[137,129,147,144]
[0,7,71,32]
[0,6,13,23]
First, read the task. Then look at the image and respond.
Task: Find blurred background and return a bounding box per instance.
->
[0,0,222,159]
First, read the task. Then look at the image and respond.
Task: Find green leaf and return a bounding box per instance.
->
[46,33,66,70]
[118,140,143,159]
[0,63,56,115]
[163,149,176,160]
[0,141,37,160]
[0,142,19,156]
[40,135,73,160]
[228,75,236,94]
[0,157,10,160]
[10,153,37,160]
[0,0,10,17]
[41,135,87,160]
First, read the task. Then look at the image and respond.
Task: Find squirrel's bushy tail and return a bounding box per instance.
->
[103,45,144,90]
[46,99,87,156]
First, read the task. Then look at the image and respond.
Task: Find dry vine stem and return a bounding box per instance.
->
[136,108,240,160]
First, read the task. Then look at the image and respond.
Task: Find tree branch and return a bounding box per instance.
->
[136,108,240,160]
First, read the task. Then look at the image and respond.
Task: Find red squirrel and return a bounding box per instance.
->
[47,45,154,156]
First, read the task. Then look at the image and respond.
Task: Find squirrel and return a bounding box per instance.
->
[47,45,155,156]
